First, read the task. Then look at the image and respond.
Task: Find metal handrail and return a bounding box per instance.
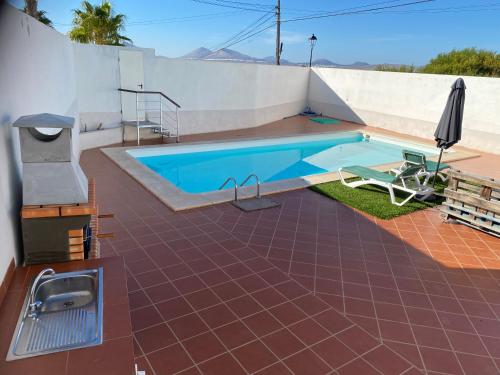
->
[118,88,181,108]
[119,88,180,144]
[240,174,261,198]
[219,177,239,201]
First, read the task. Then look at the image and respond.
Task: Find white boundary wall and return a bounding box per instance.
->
[74,43,122,132]
[309,67,500,154]
[144,57,309,135]
[75,44,309,145]
[0,4,79,281]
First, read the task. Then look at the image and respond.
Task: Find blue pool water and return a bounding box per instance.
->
[131,132,436,194]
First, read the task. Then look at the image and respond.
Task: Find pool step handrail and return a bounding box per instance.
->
[219,177,239,201]
[240,174,261,198]
[220,174,262,202]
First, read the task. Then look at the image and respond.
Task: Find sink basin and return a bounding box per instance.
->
[6,268,103,361]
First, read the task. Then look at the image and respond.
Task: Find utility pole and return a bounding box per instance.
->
[275,0,280,65]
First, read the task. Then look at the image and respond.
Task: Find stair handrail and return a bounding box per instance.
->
[240,174,261,198]
[219,177,239,201]
[118,88,181,108]
[119,88,181,143]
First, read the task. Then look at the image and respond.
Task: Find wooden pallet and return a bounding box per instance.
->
[441,170,500,237]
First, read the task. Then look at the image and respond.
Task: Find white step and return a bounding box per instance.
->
[151,127,170,136]
[121,120,158,128]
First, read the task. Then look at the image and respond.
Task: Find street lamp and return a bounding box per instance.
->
[308,33,317,67]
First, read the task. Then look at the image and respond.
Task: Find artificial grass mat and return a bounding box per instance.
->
[309,117,341,125]
[310,176,447,220]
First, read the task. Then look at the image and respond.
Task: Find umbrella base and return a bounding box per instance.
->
[415,188,436,201]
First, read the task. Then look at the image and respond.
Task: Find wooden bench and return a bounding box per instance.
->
[441,170,500,237]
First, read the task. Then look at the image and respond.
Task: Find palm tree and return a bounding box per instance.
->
[23,0,53,27]
[69,1,131,46]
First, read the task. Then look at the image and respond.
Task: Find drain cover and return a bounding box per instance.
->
[232,197,281,212]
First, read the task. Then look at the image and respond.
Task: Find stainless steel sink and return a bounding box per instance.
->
[7,268,103,361]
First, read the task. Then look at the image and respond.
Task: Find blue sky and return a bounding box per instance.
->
[10,0,500,65]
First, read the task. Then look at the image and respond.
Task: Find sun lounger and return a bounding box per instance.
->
[338,165,431,206]
[394,150,450,185]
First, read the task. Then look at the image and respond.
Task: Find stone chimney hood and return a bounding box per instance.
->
[14,113,88,205]
[13,113,74,128]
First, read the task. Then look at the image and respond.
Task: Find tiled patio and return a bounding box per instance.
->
[82,122,500,375]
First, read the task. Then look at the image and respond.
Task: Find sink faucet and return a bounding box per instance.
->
[27,268,55,319]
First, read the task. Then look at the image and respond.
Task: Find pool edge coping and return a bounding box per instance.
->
[101,130,478,211]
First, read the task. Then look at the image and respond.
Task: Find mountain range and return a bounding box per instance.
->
[180,47,380,69]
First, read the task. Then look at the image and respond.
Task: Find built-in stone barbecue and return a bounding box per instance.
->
[13,113,107,264]
[14,113,88,205]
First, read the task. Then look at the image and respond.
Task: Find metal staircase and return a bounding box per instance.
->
[118,88,181,145]
[219,174,280,212]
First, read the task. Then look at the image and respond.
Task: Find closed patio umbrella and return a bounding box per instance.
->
[433,78,466,187]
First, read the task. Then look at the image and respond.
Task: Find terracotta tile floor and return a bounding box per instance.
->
[82,121,500,375]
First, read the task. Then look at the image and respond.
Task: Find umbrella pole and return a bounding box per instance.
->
[433,147,444,188]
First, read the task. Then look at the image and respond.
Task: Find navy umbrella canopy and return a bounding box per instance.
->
[432,78,466,187]
[434,78,466,149]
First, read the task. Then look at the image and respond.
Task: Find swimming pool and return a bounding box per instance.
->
[128,132,439,194]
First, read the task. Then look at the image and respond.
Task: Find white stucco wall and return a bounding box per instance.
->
[0,4,79,281]
[78,51,310,146]
[73,43,122,132]
[308,67,500,153]
[74,44,157,135]
[144,57,310,135]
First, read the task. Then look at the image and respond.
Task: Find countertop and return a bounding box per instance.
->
[0,256,134,375]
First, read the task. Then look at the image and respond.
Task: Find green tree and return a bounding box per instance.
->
[69,1,131,46]
[375,64,417,73]
[23,0,53,27]
[421,48,500,77]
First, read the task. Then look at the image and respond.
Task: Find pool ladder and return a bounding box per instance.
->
[219,174,261,201]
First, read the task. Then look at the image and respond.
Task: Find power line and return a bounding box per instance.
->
[368,2,500,14]
[126,10,243,25]
[206,0,438,61]
[53,1,500,29]
[318,2,500,17]
[191,0,274,13]
[198,0,279,63]
[279,0,407,16]
[193,0,414,17]
[193,0,430,66]
[55,0,500,54]
[216,22,276,50]
[214,18,276,51]
[210,12,275,50]
[281,0,436,22]
[53,10,243,26]
[208,0,274,9]
[53,0,403,27]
